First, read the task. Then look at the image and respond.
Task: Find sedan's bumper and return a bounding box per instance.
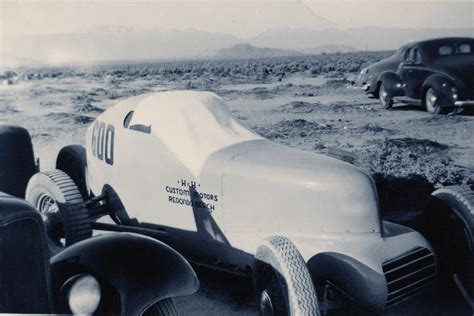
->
[455,100,474,106]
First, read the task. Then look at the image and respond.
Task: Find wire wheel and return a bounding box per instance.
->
[37,193,66,248]
[26,170,92,255]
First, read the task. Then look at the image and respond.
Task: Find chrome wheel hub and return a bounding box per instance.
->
[426,88,438,112]
[379,85,390,107]
[37,194,65,247]
[260,289,274,316]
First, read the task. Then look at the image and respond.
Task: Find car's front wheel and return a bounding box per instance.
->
[254,236,320,316]
[378,83,393,110]
[423,87,453,114]
[25,170,92,255]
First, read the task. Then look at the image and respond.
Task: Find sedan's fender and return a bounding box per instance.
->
[378,71,404,98]
[421,74,457,107]
[50,233,199,315]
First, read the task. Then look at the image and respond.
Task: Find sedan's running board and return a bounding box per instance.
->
[393,96,421,106]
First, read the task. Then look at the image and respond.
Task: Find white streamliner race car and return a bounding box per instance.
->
[25,91,473,315]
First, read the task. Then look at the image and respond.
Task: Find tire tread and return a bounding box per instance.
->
[256,236,320,316]
[26,169,92,247]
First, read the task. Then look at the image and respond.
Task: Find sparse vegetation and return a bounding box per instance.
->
[16,51,392,84]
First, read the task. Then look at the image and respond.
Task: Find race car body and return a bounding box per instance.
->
[82,91,436,312]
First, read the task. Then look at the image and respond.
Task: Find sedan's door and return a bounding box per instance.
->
[399,48,433,99]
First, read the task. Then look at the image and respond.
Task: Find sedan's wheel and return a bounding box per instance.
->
[423,186,474,308]
[424,87,453,115]
[25,169,91,255]
[254,236,320,316]
[378,83,393,110]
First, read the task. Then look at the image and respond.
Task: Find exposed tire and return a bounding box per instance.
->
[25,169,92,254]
[423,87,453,115]
[56,145,89,199]
[254,236,320,316]
[142,298,178,316]
[0,125,36,198]
[378,83,393,110]
[423,186,474,307]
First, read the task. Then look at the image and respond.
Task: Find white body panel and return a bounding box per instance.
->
[85,91,432,275]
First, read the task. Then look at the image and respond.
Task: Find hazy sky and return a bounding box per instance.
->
[1,0,473,38]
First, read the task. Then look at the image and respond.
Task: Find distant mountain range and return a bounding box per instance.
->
[2,28,238,65]
[301,45,356,55]
[247,27,473,51]
[2,26,472,66]
[201,43,358,59]
[203,43,303,59]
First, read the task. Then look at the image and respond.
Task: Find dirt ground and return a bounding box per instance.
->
[0,62,472,315]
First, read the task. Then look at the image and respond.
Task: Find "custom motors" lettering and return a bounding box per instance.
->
[165,183,219,211]
[165,186,218,202]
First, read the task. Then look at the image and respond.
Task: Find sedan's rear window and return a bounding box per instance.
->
[459,44,472,54]
[438,43,473,56]
[439,45,453,55]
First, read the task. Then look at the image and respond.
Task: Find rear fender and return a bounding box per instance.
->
[50,233,199,315]
[422,75,456,108]
[307,252,387,312]
[378,71,404,98]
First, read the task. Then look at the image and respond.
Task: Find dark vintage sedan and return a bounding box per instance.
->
[378,37,474,114]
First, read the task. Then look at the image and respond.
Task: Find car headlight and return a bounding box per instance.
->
[451,87,458,100]
[68,274,101,315]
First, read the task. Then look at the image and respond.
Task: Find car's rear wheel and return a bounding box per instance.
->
[254,236,320,316]
[423,186,473,308]
[56,145,89,199]
[424,87,453,115]
[378,83,393,110]
[25,170,92,255]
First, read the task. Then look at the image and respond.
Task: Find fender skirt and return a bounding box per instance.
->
[307,252,387,312]
[50,233,199,315]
